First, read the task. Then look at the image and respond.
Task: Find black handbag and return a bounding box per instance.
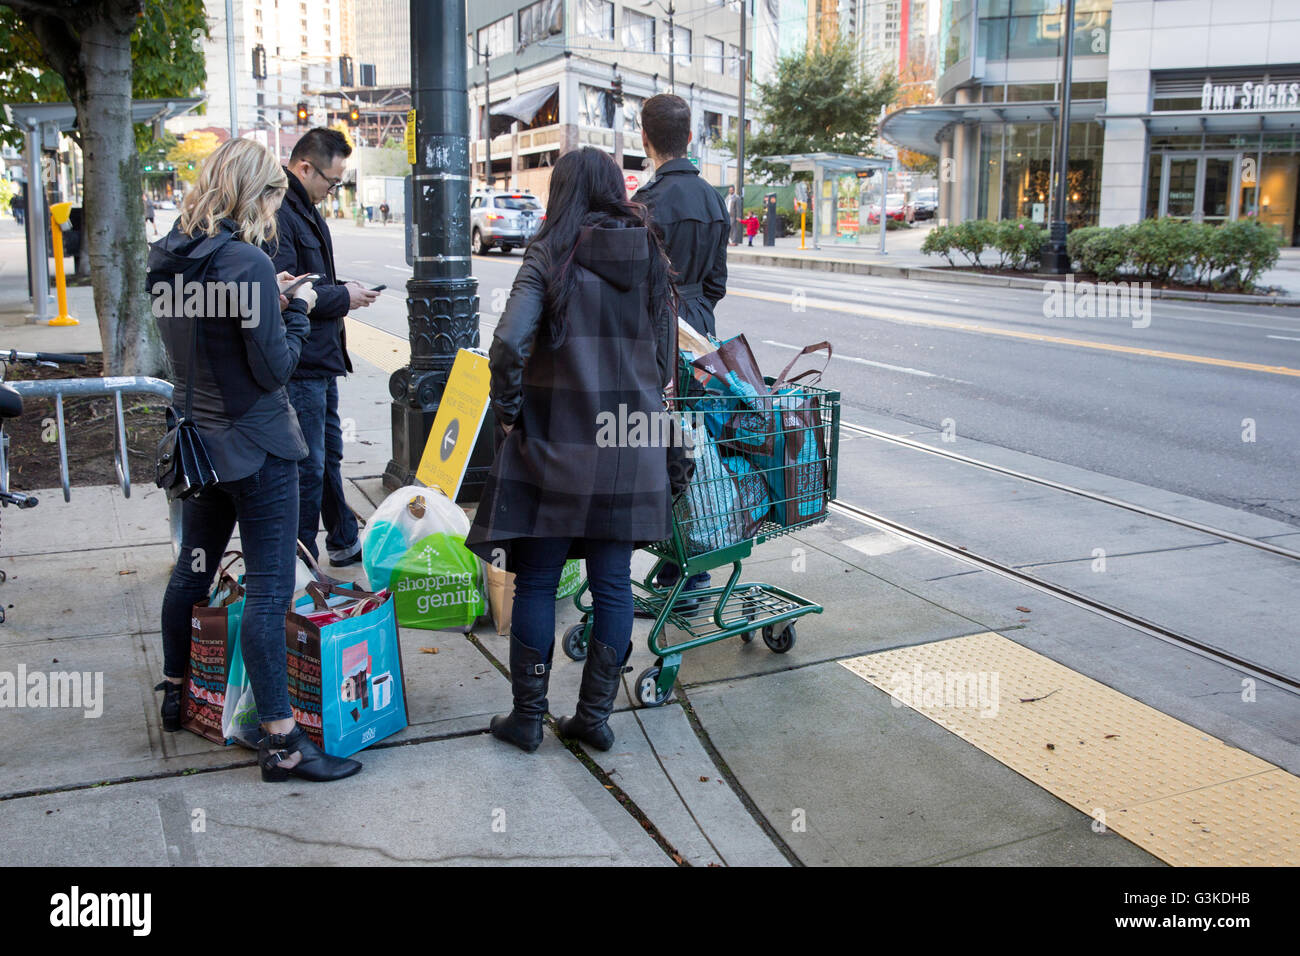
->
[155,242,225,501]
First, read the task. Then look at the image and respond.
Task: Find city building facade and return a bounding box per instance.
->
[467,0,752,195]
[881,0,1300,244]
[173,0,345,160]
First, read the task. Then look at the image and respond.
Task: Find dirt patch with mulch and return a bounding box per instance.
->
[2,354,169,490]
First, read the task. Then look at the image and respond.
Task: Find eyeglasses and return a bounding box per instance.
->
[308,161,342,193]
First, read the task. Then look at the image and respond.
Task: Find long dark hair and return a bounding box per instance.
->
[529,147,673,346]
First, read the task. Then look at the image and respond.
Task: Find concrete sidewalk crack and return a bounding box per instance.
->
[463,630,692,867]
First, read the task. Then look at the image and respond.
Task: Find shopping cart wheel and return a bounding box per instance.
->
[635,665,672,707]
[762,622,796,653]
[561,621,589,661]
[739,614,756,643]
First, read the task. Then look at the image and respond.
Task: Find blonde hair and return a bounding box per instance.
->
[178,137,287,245]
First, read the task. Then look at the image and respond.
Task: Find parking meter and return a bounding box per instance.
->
[763,193,777,246]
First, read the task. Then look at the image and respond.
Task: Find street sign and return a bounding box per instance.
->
[790,159,815,172]
[416,348,491,502]
[625,173,640,195]
[406,109,417,164]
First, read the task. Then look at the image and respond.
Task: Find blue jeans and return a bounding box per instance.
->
[512,538,634,659]
[287,377,360,562]
[160,454,300,724]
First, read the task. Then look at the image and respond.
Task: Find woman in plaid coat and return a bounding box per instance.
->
[466,147,676,754]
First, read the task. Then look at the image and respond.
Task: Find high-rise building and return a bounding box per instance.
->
[172,0,343,161]
[352,0,410,88]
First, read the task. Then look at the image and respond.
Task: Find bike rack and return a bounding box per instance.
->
[4,377,174,502]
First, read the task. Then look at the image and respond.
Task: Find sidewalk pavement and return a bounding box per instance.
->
[730,221,1300,301]
[1,239,1297,866]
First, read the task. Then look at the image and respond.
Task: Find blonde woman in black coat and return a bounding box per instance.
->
[466,147,676,754]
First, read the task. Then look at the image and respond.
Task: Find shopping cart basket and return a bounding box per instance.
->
[562,380,841,706]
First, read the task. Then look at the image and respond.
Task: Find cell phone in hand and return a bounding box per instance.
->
[369,284,387,292]
[283,273,322,295]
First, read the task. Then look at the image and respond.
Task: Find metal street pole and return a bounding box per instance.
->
[224,0,238,137]
[669,1,675,92]
[1041,0,1076,274]
[736,0,746,204]
[384,0,488,495]
[483,47,493,187]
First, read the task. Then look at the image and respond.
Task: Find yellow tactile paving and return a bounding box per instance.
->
[345,317,408,374]
[840,632,1300,865]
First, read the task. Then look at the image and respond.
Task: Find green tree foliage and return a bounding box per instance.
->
[738,40,897,184]
[0,1,209,150]
[0,0,208,375]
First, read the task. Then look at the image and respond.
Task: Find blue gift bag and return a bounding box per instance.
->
[286,583,409,759]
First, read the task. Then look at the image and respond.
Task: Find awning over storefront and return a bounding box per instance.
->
[880,99,1107,158]
[492,84,559,132]
[1096,109,1300,135]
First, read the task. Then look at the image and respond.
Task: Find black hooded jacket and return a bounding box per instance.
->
[465,222,674,567]
[633,157,729,336]
[265,168,353,378]
[148,219,311,482]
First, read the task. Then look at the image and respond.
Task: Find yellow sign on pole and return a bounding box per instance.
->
[416,348,492,501]
[406,109,417,164]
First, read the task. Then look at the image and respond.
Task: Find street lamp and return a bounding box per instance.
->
[1041,0,1077,274]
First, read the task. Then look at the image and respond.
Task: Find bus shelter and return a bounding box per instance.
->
[3,98,202,321]
[756,153,892,252]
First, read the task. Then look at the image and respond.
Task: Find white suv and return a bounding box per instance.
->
[469,189,545,254]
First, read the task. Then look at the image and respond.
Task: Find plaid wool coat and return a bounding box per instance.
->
[465,222,675,570]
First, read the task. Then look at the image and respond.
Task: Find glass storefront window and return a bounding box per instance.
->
[978,126,1004,220]
[1258,155,1299,245]
[1146,155,1162,219]
[1007,83,1056,101]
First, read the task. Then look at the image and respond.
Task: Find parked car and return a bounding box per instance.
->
[867,193,915,225]
[469,189,545,254]
[154,198,176,210]
[912,188,937,221]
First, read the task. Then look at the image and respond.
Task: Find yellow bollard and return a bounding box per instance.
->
[797,201,807,250]
[48,202,79,327]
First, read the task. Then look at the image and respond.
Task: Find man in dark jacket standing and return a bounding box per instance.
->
[634,93,728,604]
[269,127,380,566]
[634,94,729,338]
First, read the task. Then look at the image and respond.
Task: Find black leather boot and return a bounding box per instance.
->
[490,634,553,753]
[155,680,183,732]
[557,637,630,752]
[258,724,362,782]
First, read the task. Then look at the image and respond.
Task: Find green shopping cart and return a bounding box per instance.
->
[561,379,842,707]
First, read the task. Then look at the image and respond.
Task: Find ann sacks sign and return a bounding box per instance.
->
[1202,80,1300,112]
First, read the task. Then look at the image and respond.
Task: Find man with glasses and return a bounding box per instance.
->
[269,127,378,567]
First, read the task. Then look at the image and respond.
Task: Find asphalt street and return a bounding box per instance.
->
[330,221,1300,530]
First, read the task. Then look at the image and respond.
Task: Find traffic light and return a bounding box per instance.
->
[348,105,360,124]
[296,101,309,126]
[611,75,624,106]
[252,44,267,80]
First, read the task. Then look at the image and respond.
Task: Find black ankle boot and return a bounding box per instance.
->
[154,680,183,732]
[490,634,552,753]
[557,637,629,752]
[258,724,362,782]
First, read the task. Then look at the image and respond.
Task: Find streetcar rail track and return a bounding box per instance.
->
[840,420,1300,562]
[828,499,1300,694]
